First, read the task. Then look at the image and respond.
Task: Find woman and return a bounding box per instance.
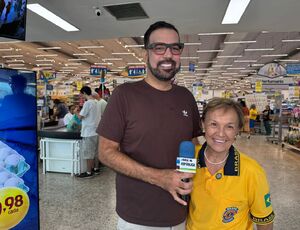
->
[262,105,273,136]
[187,98,274,230]
[240,100,250,137]
[249,104,258,138]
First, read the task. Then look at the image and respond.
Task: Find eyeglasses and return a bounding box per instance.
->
[146,42,184,55]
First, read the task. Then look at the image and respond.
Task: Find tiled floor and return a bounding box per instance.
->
[39,135,300,230]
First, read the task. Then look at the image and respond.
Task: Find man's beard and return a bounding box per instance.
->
[147,58,180,82]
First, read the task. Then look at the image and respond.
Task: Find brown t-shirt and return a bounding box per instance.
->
[97,80,201,227]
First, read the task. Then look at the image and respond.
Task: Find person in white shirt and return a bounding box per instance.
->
[63,105,75,125]
[76,86,102,178]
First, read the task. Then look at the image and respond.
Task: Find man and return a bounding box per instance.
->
[77,86,101,178]
[97,21,201,229]
[52,99,68,126]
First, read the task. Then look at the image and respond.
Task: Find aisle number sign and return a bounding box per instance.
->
[255,81,262,92]
[90,65,107,76]
[128,65,146,77]
[76,81,83,91]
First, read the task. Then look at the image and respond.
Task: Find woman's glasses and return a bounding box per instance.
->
[146,42,184,55]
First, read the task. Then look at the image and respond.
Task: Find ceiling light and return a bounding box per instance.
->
[197,50,223,53]
[36,54,58,57]
[277,59,299,62]
[282,39,300,42]
[67,58,88,61]
[198,61,218,64]
[184,43,202,46]
[102,58,123,61]
[213,65,233,67]
[36,63,53,66]
[222,72,238,75]
[94,62,113,65]
[65,63,83,66]
[27,3,79,32]
[217,55,243,58]
[261,54,288,57]
[198,32,234,36]
[250,63,265,67]
[227,67,246,70]
[7,63,25,66]
[245,48,274,51]
[78,46,104,49]
[111,53,135,55]
[36,59,55,62]
[61,66,78,69]
[222,0,251,24]
[180,57,199,59]
[209,70,227,73]
[37,47,61,50]
[73,53,95,56]
[127,62,146,65]
[2,55,23,58]
[124,45,144,48]
[234,60,257,63]
[224,40,256,44]
[0,48,13,51]
[195,68,211,71]
[6,59,24,63]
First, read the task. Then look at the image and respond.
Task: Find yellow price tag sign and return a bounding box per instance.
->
[0,187,29,230]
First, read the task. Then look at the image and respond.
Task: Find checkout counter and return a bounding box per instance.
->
[38,125,87,176]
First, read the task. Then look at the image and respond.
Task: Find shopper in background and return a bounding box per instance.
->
[97,21,201,229]
[66,105,81,132]
[52,99,68,126]
[95,84,110,101]
[262,105,273,136]
[63,105,76,125]
[92,92,107,173]
[249,104,258,138]
[76,86,102,178]
[187,98,274,230]
[240,100,250,137]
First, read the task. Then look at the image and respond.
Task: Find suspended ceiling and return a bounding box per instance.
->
[0,0,300,91]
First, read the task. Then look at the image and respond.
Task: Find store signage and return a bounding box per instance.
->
[128,65,146,77]
[286,64,300,76]
[189,62,195,72]
[192,82,203,101]
[252,74,294,90]
[258,63,286,78]
[255,81,262,92]
[90,65,107,76]
[0,68,39,230]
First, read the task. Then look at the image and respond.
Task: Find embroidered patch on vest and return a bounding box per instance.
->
[222,207,239,223]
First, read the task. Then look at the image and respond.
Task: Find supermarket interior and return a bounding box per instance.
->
[0,0,300,229]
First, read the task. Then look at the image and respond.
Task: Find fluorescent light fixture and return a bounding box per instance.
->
[222,0,251,24]
[261,54,288,57]
[36,63,53,66]
[227,67,246,70]
[73,53,95,56]
[198,32,234,36]
[111,53,135,55]
[277,59,299,62]
[8,63,25,66]
[240,69,257,72]
[0,48,13,51]
[195,68,211,71]
[27,3,79,32]
[61,66,78,69]
[36,54,58,57]
[250,63,265,67]
[217,55,243,58]
[65,63,83,66]
[209,70,227,73]
[36,59,55,62]
[37,47,61,50]
[234,60,257,63]
[197,50,223,53]
[184,43,202,46]
[2,55,23,58]
[124,45,144,48]
[6,59,24,63]
[78,46,104,49]
[198,61,218,64]
[180,57,199,59]
[282,39,300,42]
[222,72,238,75]
[94,62,113,65]
[127,62,146,65]
[110,69,122,72]
[224,40,256,44]
[0,41,22,44]
[102,58,123,61]
[68,58,88,61]
[245,48,274,51]
[213,64,233,67]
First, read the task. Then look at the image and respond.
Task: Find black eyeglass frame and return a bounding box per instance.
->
[146,42,184,55]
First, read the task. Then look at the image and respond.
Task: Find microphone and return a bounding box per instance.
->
[176,141,196,202]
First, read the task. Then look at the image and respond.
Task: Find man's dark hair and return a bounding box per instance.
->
[144,21,180,49]
[10,74,27,88]
[80,86,92,95]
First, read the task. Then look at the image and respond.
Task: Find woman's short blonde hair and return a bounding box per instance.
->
[202,97,244,129]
